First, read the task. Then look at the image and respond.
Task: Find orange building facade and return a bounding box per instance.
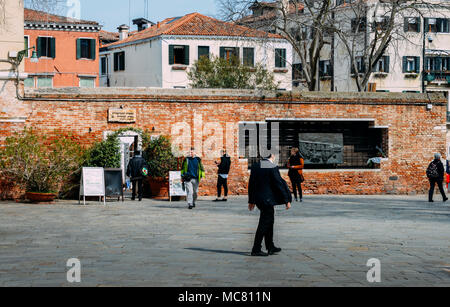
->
[24,9,102,88]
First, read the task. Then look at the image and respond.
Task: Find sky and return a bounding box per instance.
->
[79,0,220,32]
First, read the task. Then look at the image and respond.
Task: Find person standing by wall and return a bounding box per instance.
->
[181,148,205,209]
[214,149,231,202]
[126,150,147,201]
[426,153,448,203]
[287,147,304,202]
[248,154,292,257]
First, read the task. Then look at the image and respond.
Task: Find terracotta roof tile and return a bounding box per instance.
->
[103,12,284,48]
[24,8,99,25]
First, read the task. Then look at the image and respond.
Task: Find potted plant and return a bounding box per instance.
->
[143,136,178,199]
[0,129,85,203]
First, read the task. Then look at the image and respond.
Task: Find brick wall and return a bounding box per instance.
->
[2,88,447,198]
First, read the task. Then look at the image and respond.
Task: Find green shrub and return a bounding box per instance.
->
[85,134,121,168]
[0,129,85,194]
[144,136,178,178]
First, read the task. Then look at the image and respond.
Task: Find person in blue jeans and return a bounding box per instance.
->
[181,148,205,209]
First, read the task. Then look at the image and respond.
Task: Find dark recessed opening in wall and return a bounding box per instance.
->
[239,120,388,169]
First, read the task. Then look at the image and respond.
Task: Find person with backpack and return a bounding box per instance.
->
[181,148,205,210]
[426,153,448,203]
[126,150,148,201]
[214,149,231,202]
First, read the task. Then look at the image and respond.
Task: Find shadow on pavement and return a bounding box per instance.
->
[185,247,250,256]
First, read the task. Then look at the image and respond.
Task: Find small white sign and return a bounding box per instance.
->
[169,171,186,198]
[79,167,106,205]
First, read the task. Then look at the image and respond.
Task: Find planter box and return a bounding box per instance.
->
[147,177,169,199]
[25,192,56,203]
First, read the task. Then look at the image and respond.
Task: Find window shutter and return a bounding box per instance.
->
[37,37,42,58]
[385,56,390,73]
[404,18,409,32]
[120,52,125,71]
[220,47,225,59]
[416,17,421,33]
[351,60,355,74]
[50,37,56,58]
[90,39,96,60]
[275,49,280,68]
[114,53,118,71]
[424,18,429,33]
[402,56,407,73]
[319,61,324,76]
[361,59,366,73]
[169,45,174,65]
[282,49,286,67]
[76,39,81,59]
[415,56,420,73]
[435,57,442,71]
[235,47,240,63]
[184,45,189,65]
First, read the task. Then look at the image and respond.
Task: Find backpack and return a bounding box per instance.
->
[426,161,439,179]
[141,165,149,177]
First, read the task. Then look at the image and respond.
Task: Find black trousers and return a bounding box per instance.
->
[132,179,143,200]
[429,178,446,201]
[252,205,275,252]
[217,176,228,197]
[290,177,302,200]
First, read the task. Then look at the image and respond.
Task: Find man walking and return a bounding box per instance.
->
[126,150,147,201]
[248,154,292,256]
[214,149,231,202]
[427,153,448,202]
[181,148,205,209]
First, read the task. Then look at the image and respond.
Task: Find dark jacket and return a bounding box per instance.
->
[288,153,304,180]
[126,155,147,180]
[218,155,231,175]
[428,158,445,180]
[248,159,292,207]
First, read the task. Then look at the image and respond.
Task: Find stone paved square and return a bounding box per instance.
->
[0,195,449,287]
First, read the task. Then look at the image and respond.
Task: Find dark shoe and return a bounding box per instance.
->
[444,197,448,202]
[294,198,298,202]
[429,200,434,202]
[222,198,228,202]
[213,199,221,202]
[299,198,303,202]
[268,246,282,255]
[131,198,135,201]
[251,251,269,257]
[188,205,193,210]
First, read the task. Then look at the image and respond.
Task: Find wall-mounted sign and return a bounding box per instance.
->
[108,108,136,123]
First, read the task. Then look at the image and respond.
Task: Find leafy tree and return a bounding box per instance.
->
[187,55,279,90]
[144,136,178,179]
[85,134,121,168]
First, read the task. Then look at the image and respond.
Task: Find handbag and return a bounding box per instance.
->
[299,173,305,183]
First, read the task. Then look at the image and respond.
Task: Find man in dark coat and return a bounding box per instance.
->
[214,149,231,201]
[427,153,448,202]
[248,154,292,256]
[126,150,147,201]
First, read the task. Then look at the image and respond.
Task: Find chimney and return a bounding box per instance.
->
[133,18,155,32]
[117,24,130,40]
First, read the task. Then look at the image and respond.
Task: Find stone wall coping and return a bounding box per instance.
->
[23,87,447,105]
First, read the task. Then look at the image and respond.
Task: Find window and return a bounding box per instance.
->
[198,46,209,60]
[292,63,304,80]
[101,57,107,75]
[374,56,390,73]
[79,77,95,88]
[402,56,420,73]
[351,17,367,33]
[404,17,420,33]
[77,38,96,60]
[352,56,365,74]
[36,37,55,58]
[319,60,332,77]
[24,36,29,58]
[37,77,52,88]
[425,57,450,72]
[243,47,254,67]
[373,17,390,31]
[425,18,450,33]
[336,0,354,5]
[220,47,239,63]
[24,77,34,87]
[169,45,190,65]
[275,48,286,68]
[114,51,125,71]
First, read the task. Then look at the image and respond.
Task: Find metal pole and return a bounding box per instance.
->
[422,18,426,93]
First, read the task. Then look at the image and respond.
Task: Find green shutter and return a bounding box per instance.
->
[184,45,189,65]
[404,17,409,32]
[275,49,280,68]
[114,53,118,71]
[169,45,174,65]
[50,37,55,58]
[402,56,407,73]
[76,39,81,59]
[415,57,420,73]
[24,77,34,87]
[220,47,225,59]
[120,52,125,71]
[282,49,286,67]
[80,78,95,88]
[198,46,209,59]
[385,56,390,73]
[90,39,96,60]
[24,36,29,57]
[416,17,421,33]
[37,37,42,58]
[424,18,429,33]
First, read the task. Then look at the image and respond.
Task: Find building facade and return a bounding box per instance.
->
[23,9,102,88]
[99,13,293,90]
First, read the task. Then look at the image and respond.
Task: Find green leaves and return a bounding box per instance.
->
[85,134,121,168]
[187,55,279,90]
[143,136,178,179]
